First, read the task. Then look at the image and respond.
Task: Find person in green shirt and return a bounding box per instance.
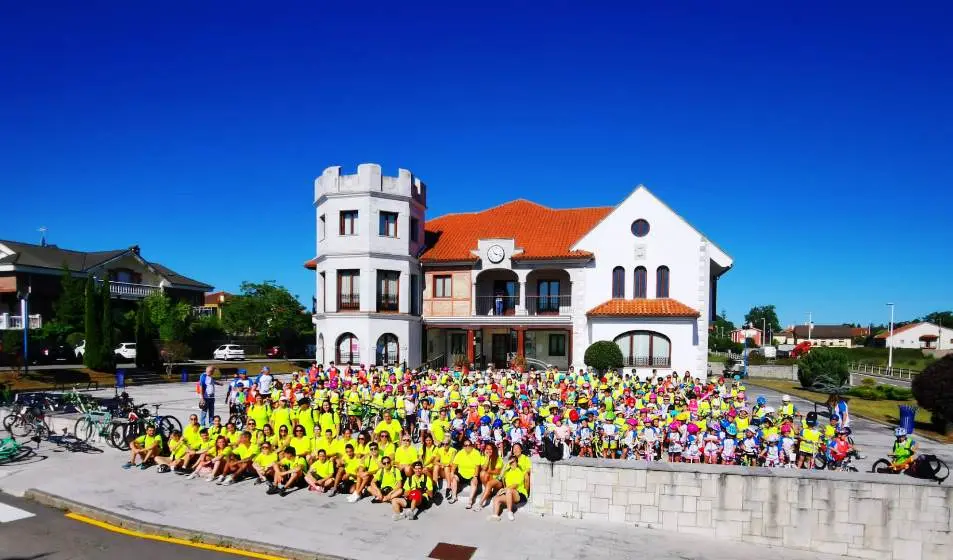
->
[391,461,434,520]
[304,448,336,493]
[251,442,279,484]
[487,454,529,522]
[122,424,162,470]
[369,454,403,504]
[219,431,258,485]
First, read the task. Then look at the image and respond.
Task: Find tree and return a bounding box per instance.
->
[584,341,624,373]
[83,276,104,369]
[796,347,849,389]
[188,315,226,358]
[919,311,953,329]
[712,310,735,338]
[135,302,159,369]
[744,305,782,334]
[99,280,115,372]
[912,354,953,434]
[222,281,310,343]
[52,264,85,335]
[143,292,191,342]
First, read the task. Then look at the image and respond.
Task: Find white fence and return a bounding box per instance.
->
[0,313,43,330]
[848,362,920,381]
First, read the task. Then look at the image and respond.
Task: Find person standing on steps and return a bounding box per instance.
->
[199,366,221,427]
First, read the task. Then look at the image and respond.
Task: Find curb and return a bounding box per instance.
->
[24,488,349,560]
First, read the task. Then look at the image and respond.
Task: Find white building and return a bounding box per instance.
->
[308,164,733,376]
[875,322,953,350]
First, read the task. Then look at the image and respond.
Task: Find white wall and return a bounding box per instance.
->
[885,323,953,350]
[587,317,698,377]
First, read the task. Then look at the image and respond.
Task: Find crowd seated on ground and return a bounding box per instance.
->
[122,361,911,521]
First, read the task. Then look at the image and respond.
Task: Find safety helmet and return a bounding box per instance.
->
[756,396,767,406]
[895,427,907,438]
[492,418,503,429]
[726,424,738,436]
[481,415,491,424]
[781,395,791,403]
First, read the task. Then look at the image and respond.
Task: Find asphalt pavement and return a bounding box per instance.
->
[0,493,233,560]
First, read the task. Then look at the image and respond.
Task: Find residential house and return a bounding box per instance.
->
[730,326,763,346]
[791,324,855,348]
[308,163,732,375]
[0,240,212,330]
[874,322,953,350]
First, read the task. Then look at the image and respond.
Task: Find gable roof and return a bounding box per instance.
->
[587,298,700,318]
[0,239,211,290]
[420,199,611,263]
[873,322,944,339]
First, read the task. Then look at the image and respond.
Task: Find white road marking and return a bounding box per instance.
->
[0,502,35,523]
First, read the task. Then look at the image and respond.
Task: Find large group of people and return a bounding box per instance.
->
[122,361,919,521]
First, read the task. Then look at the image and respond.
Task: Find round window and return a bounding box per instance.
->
[631,219,650,237]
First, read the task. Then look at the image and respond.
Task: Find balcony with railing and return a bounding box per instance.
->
[526,294,572,316]
[621,355,671,368]
[376,293,399,313]
[338,293,360,311]
[0,313,43,330]
[192,306,218,318]
[474,295,572,317]
[97,280,162,299]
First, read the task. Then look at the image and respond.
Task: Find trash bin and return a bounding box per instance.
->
[115,369,125,390]
[898,404,918,435]
[181,368,188,383]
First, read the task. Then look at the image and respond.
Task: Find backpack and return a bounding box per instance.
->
[541,433,563,462]
[906,455,950,484]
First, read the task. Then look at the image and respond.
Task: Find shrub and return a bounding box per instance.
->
[848,386,879,400]
[912,354,953,422]
[584,341,623,373]
[797,347,849,389]
[861,377,877,387]
[65,331,85,348]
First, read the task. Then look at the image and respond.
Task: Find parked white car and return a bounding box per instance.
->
[75,340,86,358]
[213,344,245,361]
[114,342,137,361]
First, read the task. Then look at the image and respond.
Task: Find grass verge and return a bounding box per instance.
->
[745,378,952,444]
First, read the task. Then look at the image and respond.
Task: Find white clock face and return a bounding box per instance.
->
[487,245,505,263]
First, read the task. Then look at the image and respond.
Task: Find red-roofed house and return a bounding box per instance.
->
[309,163,732,373]
[874,322,953,350]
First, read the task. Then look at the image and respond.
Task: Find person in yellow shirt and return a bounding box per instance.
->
[488,454,528,521]
[391,461,434,521]
[122,424,162,470]
[289,425,313,458]
[271,398,294,434]
[448,440,482,504]
[473,443,503,510]
[222,423,242,447]
[348,443,382,503]
[246,395,271,430]
[394,435,420,477]
[312,428,336,460]
[219,431,258,485]
[330,444,362,497]
[374,411,403,442]
[293,398,317,437]
[434,437,457,493]
[419,434,438,480]
[182,414,202,447]
[154,429,186,473]
[317,401,339,438]
[430,409,450,444]
[267,447,306,496]
[354,433,371,457]
[330,428,358,460]
[369,454,403,504]
[188,435,231,481]
[304,448,336,493]
[376,431,396,460]
[252,442,279,484]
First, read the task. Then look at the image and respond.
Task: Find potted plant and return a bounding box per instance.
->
[512,354,527,373]
[453,354,469,374]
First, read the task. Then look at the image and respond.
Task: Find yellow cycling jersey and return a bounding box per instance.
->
[135,434,162,450]
[394,445,419,466]
[308,458,335,479]
[289,436,312,457]
[233,443,258,461]
[376,467,401,489]
[254,451,278,468]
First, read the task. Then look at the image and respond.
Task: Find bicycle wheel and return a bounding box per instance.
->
[813,454,827,470]
[7,414,34,438]
[156,417,177,440]
[871,458,892,474]
[845,465,858,473]
[110,423,130,451]
[74,418,94,442]
[166,415,182,433]
[2,412,19,433]
[228,414,244,430]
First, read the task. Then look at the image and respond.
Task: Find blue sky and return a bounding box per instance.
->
[2,1,951,327]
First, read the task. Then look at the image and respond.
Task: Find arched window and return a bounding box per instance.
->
[611,266,625,298]
[376,333,399,366]
[633,266,647,299]
[335,332,359,364]
[656,266,670,298]
[613,331,671,367]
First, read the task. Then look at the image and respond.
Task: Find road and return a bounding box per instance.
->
[0,494,234,560]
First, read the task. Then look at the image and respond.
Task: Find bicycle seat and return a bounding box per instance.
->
[152,404,162,411]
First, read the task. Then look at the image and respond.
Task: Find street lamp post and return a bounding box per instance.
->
[887,303,895,369]
[743,322,751,377]
[806,312,813,343]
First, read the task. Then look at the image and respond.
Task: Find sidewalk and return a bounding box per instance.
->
[0,445,841,560]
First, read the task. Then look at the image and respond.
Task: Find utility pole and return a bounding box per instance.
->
[18,283,31,379]
[887,303,895,368]
[807,312,813,343]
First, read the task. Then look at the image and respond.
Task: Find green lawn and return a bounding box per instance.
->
[745,378,950,443]
[834,347,935,371]
[708,353,728,363]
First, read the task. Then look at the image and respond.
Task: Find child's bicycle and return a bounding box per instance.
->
[0,435,35,464]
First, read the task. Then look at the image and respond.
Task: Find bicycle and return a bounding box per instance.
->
[0,435,35,464]
[870,454,911,474]
[110,404,182,450]
[71,392,118,444]
[227,402,247,430]
[3,395,54,442]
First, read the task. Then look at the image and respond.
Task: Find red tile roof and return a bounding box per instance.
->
[204,291,232,305]
[873,322,920,339]
[587,298,701,318]
[304,258,317,270]
[421,199,611,263]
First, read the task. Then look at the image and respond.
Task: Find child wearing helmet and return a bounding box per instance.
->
[796,414,821,469]
[891,428,917,471]
[721,424,738,464]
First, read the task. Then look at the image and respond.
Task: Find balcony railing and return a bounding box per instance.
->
[622,356,671,368]
[376,294,399,313]
[98,280,162,299]
[0,313,43,330]
[476,295,518,316]
[336,351,360,364]
[338,294,360,311]
[192,306,218,318]
[526,295,572,315]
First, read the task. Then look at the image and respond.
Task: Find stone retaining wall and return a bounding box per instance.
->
[746,364,798,380]
[530,458,952,560]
